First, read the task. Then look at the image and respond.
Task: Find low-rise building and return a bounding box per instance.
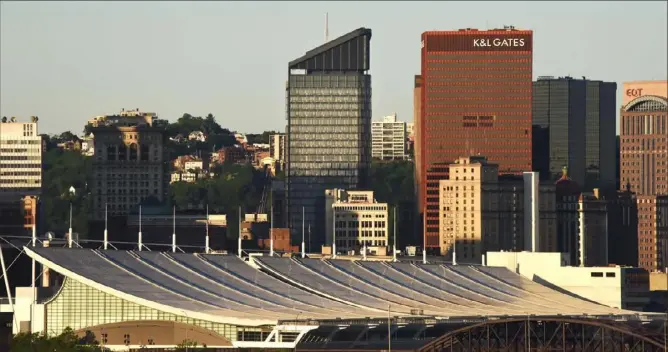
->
[211,145,247,166]
[170,158,209,183]
[486,251,649,311]
[188,131,207,142]
[325,189,389,255]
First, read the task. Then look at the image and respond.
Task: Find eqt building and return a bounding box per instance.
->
[416,27,533,251]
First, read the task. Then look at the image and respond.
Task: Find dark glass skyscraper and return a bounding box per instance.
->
[286,28,372,248]
[532,76,616,190]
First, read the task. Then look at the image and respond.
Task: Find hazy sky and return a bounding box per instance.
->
[1,1,666,135]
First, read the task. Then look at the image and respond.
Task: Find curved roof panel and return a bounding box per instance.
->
[26,247,648,327]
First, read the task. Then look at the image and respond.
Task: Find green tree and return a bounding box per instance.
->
[41,149,92,237]
[169,163,265,239]
[11,328,106,352]
[176,339,206,352]
[369,160,416,246]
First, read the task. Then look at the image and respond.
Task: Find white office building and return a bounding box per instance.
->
[0,117,42,197]
[371,113,407,160]
[325,189,389,255]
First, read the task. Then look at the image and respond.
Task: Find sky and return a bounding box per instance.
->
[1,1,666,135]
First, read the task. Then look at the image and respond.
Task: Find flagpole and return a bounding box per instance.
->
[270,188,274,256]
[103,203,108,250]
[172,206,176,253]
[138,205,143,251]
[238,206,242,258]
[205,205,210,254]
[393,206,397,262]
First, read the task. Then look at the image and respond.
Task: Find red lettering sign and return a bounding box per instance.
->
[626,88,643,97]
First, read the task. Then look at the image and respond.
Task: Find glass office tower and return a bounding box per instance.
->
[532,77,616,191]
[286,28,372,249]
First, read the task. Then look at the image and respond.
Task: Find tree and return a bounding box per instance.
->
[176,339,206,352]
[246,130,279,145]
[369,160,417,246]
[11,328,106,352]
[41,149,92,236]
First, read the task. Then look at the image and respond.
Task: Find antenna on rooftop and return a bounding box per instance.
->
[325,13,329,43]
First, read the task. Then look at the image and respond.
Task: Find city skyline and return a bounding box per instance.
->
[1,1,666,135]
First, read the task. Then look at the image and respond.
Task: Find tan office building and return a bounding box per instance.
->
[0,117,42,198]
[438,156,557,263]
[89,109,168,220]
[325,189,389,255]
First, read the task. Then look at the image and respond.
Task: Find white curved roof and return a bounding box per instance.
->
[26,247,643,327]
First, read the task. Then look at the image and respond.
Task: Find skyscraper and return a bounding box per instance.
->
[286,28,372,247]
[619,80,668,271]
[532,76,616,190]
[417,27,533,250]
[620,81,668,195]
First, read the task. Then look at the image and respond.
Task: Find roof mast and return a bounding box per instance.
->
[325,13,329,43]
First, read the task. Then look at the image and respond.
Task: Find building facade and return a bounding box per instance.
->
[636,195,668,271]
[607,190,639,267]
[486,251,650,311]
[418,27,533,250]
[532,76,617,190]
[325,189,388,255]
[286,28,372,247]
[89,110,168,220]
[438,157,557,264]
[0,117,42,199]
[619,80,668,272]
[371,113,407,160]
[620,81,668,195]
[269,134,286,165]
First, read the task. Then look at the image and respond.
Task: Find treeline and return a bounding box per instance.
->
[11,328,206,352]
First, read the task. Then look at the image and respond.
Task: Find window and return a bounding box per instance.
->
[591,272,604,278]
[606,272,616,278]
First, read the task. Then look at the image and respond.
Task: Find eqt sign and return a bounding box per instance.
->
[626,88,644,98]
